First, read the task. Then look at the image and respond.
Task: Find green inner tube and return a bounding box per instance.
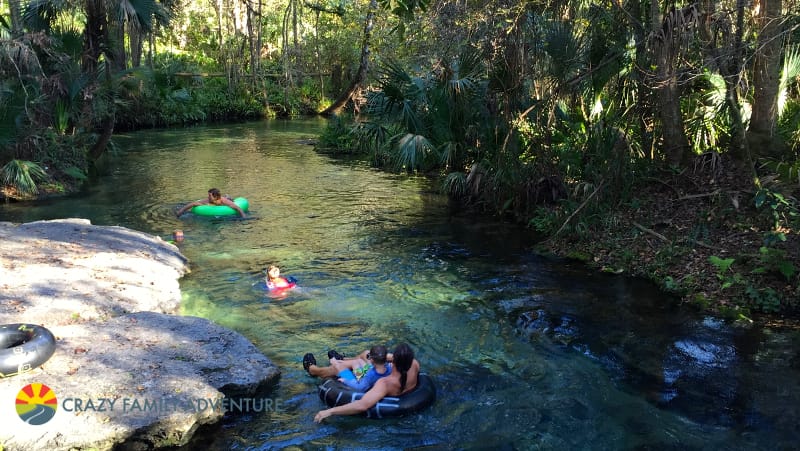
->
[192,197,249,216]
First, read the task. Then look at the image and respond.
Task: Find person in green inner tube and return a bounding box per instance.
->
[305,343,421,422]
[176,188,246,218]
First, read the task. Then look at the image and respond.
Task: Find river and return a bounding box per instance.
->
[1,118,798,450]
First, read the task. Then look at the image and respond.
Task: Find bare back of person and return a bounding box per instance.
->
[377,359,420,397]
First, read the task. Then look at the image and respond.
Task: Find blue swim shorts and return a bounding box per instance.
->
[338,369,357,381]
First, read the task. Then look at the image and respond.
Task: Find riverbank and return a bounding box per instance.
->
[0,219,280,450]
[535,161,799,321]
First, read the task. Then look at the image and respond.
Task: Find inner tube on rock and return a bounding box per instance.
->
[318,373,436,419]
[0,324,57,378]
[192,197,249,216]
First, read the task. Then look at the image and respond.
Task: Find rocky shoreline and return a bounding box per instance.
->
[0,219,280,450]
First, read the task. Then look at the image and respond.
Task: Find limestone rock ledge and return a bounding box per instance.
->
[0,219,280,450]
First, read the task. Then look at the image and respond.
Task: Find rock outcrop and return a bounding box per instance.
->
[0,219,280,450]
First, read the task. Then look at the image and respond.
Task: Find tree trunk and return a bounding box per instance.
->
[112,21,127,71]
[89,115,115,161]
[653,7,691,167]
[655,62,690,167]
[320,0,376,116]
[314,11,324,95]
[217,0,224,57]
[247,4,256,86]
[8,0,23,36]
[724,0,749,160]
[130,25,143,68]
[282,1,296,89]
[748,0,785,158]
[148,24,155,68]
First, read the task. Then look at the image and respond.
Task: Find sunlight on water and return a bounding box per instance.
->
[2,119,799,450]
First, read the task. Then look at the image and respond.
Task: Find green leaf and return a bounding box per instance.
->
[63,166,88,181]
[708,255,735,273]
[754,189,767,208]
[778,261,796,280]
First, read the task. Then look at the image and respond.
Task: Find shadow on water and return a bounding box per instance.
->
[3,118,799,450]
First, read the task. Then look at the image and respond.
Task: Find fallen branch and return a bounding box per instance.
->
[548,180,605,239]
[685,238,724,251]
[676,190,721,201]
[632,221,668,242]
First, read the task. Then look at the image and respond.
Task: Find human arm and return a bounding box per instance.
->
[221,197,246,217]
[346,366,386,391]
[313,379,390,423]
[266,277,291,290]
[176,199,207,217]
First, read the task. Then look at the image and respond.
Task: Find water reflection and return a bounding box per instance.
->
[1,119,798,449]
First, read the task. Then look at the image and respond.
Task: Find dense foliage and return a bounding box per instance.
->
[1,0,798,314]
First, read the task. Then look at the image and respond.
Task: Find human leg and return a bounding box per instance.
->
[330,357,368,373]
[309,364,339,378]
[302,352,370,379]
[303,353,339,378]
[327,349,346,360]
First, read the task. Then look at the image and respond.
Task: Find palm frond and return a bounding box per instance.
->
[442,171,467,198]
[1,159,48,195]
[52,26,84,60]
[779,45,800,117]
[446,49,483,98]
[120,0,158,32]
[364,90,391,116]
[371,61,424,122]
[23,0,69,33]
[378,59,413,85]
[0,37,44,77]
[393,132,435,172]
[353,121,391,153]
[684,70,729,153]
[439,141,461,170]
[543,20,584,85]
[400,99,423,134]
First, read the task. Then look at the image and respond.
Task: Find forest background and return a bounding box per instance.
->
[1,0,798,320]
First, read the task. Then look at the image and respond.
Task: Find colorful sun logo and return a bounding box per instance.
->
[16,382,57,425]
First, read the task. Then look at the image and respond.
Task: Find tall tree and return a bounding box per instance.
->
[748,0,786,158]
[8,0,24,36]
[320,0,377,115]
[282,0,302,88]
[652,4,693,167]
[79,0,161,159]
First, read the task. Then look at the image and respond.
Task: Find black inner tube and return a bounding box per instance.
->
[0,330,31,349]
[0,324,57,378]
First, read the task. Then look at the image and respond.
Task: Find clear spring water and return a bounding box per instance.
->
[1,119,798,450]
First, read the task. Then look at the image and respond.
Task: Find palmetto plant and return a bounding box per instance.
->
[1,159,49,197]
[778,45,800,117]
[758,46,800,188]
[684,70,731,154]
[776,45,800,154]
[17,0,172,161]
[358,50,488,174]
